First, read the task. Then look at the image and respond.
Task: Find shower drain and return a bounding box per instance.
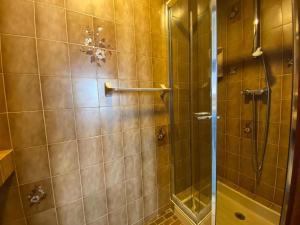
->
[234,212,246,220]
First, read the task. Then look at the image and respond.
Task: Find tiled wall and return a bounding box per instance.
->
[217,0,292,207]
[0,0,171,225]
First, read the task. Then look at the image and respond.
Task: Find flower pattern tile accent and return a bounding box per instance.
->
[81,27,112,67]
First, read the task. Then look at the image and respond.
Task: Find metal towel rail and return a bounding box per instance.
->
[104,82,171,97]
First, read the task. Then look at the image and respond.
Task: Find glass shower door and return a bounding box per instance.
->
[168,0,217,224]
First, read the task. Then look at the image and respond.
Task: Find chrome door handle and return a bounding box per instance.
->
[194,112,220,120]
[194,112,210,116]
[197,115,213,120]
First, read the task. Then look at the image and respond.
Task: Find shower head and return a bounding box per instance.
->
[252,47,263,57]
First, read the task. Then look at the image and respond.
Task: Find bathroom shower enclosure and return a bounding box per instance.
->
[167,0,298,224]
[168,0,217,223]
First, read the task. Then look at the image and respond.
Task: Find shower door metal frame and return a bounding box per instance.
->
[210,1,217,225]
[280,0,299,224]
[167,0,218,224]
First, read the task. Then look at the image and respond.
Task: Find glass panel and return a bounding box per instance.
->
[169,0,192,203]
[190,0,212,216]
[168,0,216,223]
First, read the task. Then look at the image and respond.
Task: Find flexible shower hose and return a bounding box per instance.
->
[250,54,271,186]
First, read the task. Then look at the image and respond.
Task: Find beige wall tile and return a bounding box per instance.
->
[107,206,127,225]
[0,114,11,149]
[139,104,155,128]
[0,75,6,113]
[143,191,157,218]
[9,112,46,149]
[122,106,139,130]
[91,0,114,21]
[52,171,82,206]
[57,200,84,225]
[77,137,102,168]
[72,78,99,108]
[48,141,78,176]
[282,0,292,24]
[45,109,76,144]
[15,146,50,184]
[41,76,73,109]
[1,35,38,74]
[106,182,126,211]
[83,191,107,223]
[126,177,142,203]
[66,0,92,15]
[117,52,136,79]
[0,186,24,224]
[0,0,35,36]
[104,158,124,188]
[38,40,70,76]
[75,108,101,138]
[27,208,58,225]
[100,106,122,134]
[135,31,152,56]
[36,0,64,7]
[137,56,153,81]
[4,74,42,112]
[127,198,143,225]
[114,0,134,25]
[102,132,123,162]
[86,215,108,225]
[116,24,135,53]
[81,164,105,196]
[69,44,97,78]
[134,3,150,33]
[152,57,167,82]
[35,3,67,41]
[125,154,142,180]
[66,11,93,45]
[123,129,140,157]
[261,0,282,30]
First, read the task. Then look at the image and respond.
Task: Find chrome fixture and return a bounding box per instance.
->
[156,127,167,142]
[27,185,47,206]
[81,27,112,67]
[194,112,220,121]
[252,0,261,57]
[104,82,171,98]
[241,0,271,186]
[241,88,267,96]
[243,121,252,134]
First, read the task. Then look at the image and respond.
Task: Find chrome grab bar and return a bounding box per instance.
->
[104,82,171,97]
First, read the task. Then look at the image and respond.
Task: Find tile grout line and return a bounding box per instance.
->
[131,0,146,224]
[103,0,123,223]
[149,0,161,219]
[31,0,60,224]
[237,0,245,188]
[62,0,88,224]
[114,0,131,224]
